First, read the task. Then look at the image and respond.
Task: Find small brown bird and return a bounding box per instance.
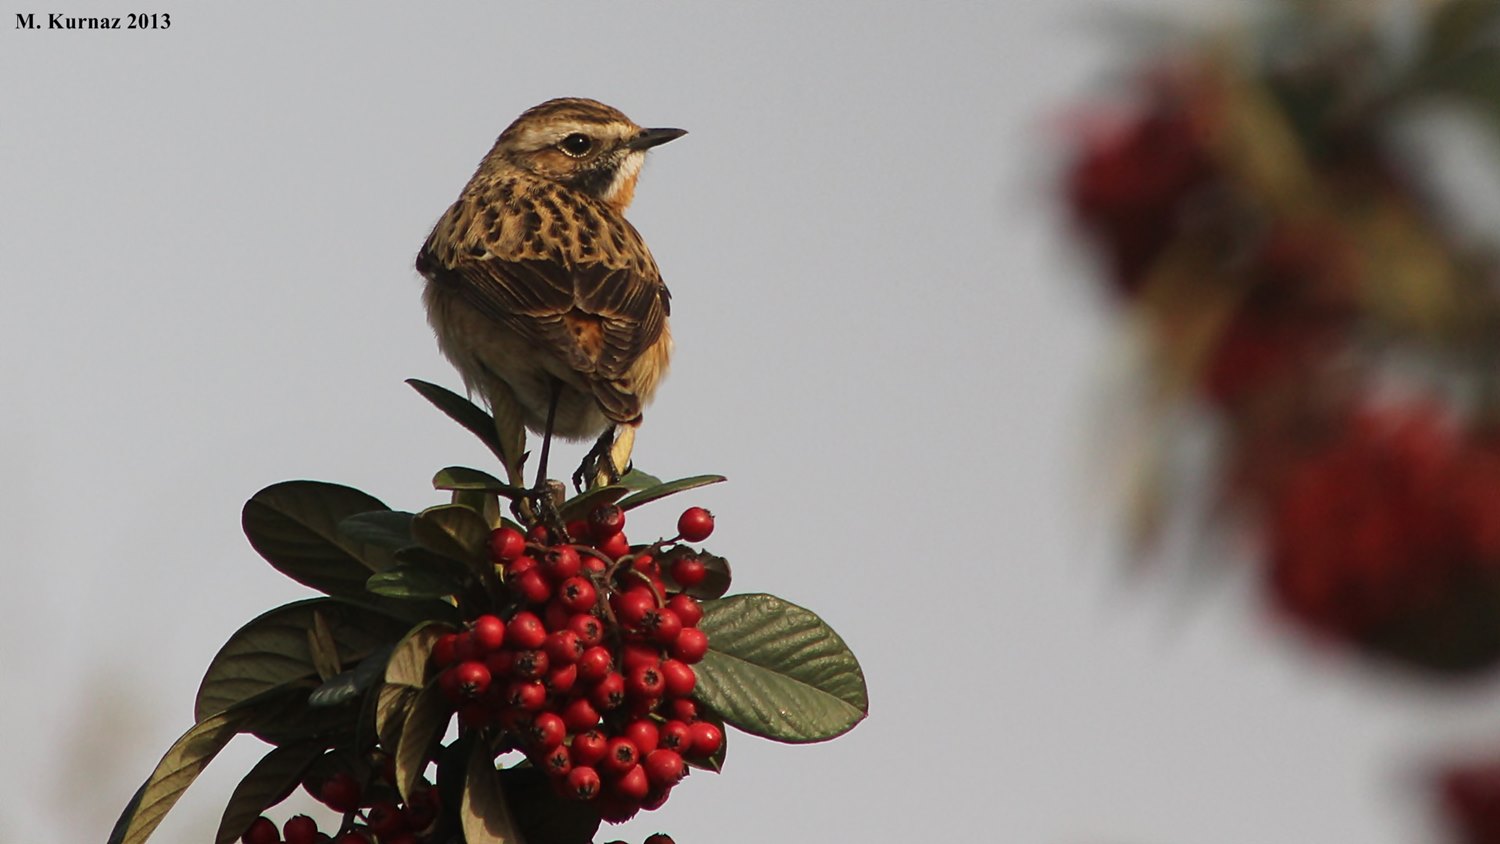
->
[416,98,684,490]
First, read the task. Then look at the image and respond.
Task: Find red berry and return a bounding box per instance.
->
[659,719,691,751]
[317,771,361,812]
[591,672,627,710]
[490,527,526,562]
[598,531,630,559]
[458,701,492,730]
[430,632,460,668]
[566,765,601,800]
[570,728,608,766]
[505,554,537,578]
[453,660,492,698]
[569,613,604,646]
[526,524,551,545]
[565,519,593,542]
[577,646,613,682]
[511,648,550,679]
[365,801,407,837]
[644,834,676,844]
[282,816,319,844]
[538,743,572,777]
[506,679,547,710]
[632,553,658,574]
[515,568,553,604]
[667,698,698,723]
[677,507,714,542]
[621,641,662,673]
[611,763,650,801]
[614,588,655,627]
[627,664,665,699]
[484,649,515,678]
[545,662,578,695]
[405,786,438,831]
[625,719,660,755]
[507,612,547,649]
[670,556,707,588]
[644,748,687,788]
[471,614,505,652]
[642,607,683,645]
[583,555,607,574]
[558,577,598,613]
[672,627,709,664]
[540,546,582,581]
[242,816,280,844]
[561,696,601,732]
[659,659,696,697]
[602,737,640,774]
[544,630,584,665]
[688,720,724,756]
[667,594,703,627]
[336,833,371,844]
[527,711,566,749]
[590,503,626,537]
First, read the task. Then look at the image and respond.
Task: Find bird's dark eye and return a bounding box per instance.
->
[559,133,593,157]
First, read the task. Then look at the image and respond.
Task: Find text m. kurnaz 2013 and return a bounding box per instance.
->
[15,13,171,30]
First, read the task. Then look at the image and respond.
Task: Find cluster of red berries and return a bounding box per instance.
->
[1267,405,1500,669]
[242,763,439,844]
[430,503,724,822]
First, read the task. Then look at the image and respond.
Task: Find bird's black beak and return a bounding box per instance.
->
[627,127,688,150]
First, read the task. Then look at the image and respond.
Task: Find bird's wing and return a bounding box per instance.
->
[416,180,670,422]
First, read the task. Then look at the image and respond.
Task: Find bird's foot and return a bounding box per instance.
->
[573,430,622,492]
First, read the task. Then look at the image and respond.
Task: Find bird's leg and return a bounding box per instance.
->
[574,425,623,492]
[528,380,567,536]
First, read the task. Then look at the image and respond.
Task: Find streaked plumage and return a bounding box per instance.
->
[417,99,683,480]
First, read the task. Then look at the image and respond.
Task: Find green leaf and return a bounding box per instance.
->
[461,740,522,844]
[308,610,341,682]
[242,481,394,596]
[616,474,726,512]
[386,623,451,688]
[616,467,663,490]
[195,599,408,722]
[337,510,417,564]
[107,706,259,844]
[558,484,631,523]
[367,565,465,601]
[308,646,392,708]
[695,593,868,743]
[434,466,527,498]
[660,547,732,599]
[396,682,451,803]
[412,504,491,567]
[407,379,508,463]
[213,742,324,844]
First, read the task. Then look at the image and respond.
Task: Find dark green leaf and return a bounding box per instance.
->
[213,742,324,844]
[407,379,508,463]
[107,706,259,844]
[434,466,527,498]
[695,593,868,743]
[195,599,408,722]
[386,623,450,689]
[616,467,663,490]
[412,504,492,567]
[367,565,465,600]
[660,547,732,599]
[243,481,394,596]
[308,610,341,682]
[616,474,726,512]
[462,740,522,843]
[558,484,631,523]
[309,645,392,708]
[376,685,417,753]
[396,682,451,803]
[336,510,417,566]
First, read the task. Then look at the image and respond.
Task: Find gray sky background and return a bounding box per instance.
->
[7,2,1500,842]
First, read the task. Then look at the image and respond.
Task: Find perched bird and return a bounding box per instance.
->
[416,98,685,490]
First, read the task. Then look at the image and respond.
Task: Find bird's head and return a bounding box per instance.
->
[486,98,686,211]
